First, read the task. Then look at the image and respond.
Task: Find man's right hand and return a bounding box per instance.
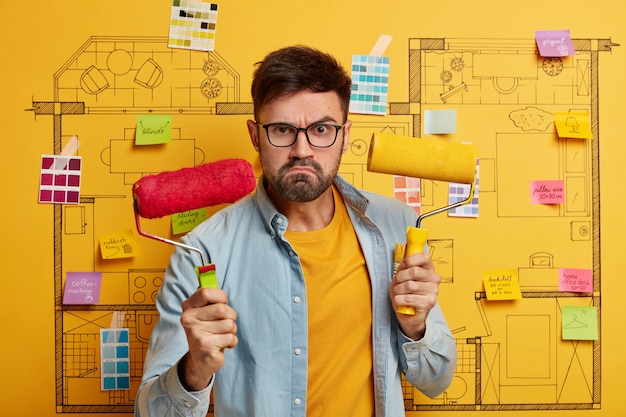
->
[179,287,238,391]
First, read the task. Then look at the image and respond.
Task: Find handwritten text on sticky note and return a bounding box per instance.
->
[531,180,564,204]
[482,269,522,300]
[172,208,207,235]
[535,30,575,57]
[136,114,172,145]
[63,272,102,304]
[562,305,598,340]
[559,268,593,292]
[99,229,138,259]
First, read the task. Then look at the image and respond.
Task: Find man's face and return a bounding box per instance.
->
[247,90,351,203]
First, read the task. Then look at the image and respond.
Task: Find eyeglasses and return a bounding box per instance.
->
[256,122,344,148]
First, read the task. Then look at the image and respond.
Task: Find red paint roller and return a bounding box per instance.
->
[367,133,477,314]
[133,158,256,287]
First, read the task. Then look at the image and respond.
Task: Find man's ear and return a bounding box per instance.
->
[247,120,260,151]
[341,120,352,154]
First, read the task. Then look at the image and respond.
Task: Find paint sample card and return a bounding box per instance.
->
[172,208,207,235]
[554,112,593,139]
[562,306,598,340]
[482,269,522,300]
[448,160,479,218]
[393,175,422,216]
[349,55,389,115]
[63,272,102,304]
[559,268,593,292]
[136,114,172,145]
[535,30,575,57]
[530,180,565,204]
[39,155,82,204]
[99,229,138,259]
[100,328,130,390]
[424,109,457,134]
[169,0,218,51]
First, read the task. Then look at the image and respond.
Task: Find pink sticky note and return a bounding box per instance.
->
[559,268,593,292]
[530,180,564,204]
[535,30,575,57]
[63,272,102,304]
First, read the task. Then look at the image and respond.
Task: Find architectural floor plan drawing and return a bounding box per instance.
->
[29,35,614,413]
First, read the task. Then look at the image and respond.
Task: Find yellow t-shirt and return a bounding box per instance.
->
[285,188,375,417]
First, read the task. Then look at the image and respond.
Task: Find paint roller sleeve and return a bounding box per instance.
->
[367,133,477,184]
[133,158,257,219]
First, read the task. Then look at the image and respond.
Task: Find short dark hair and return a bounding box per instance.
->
[250,45,352,121]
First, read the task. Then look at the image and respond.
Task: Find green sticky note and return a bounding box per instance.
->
[172,208,207,235]
[136,114,172,145]
[562,305,598,340]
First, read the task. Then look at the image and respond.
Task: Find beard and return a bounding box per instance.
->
[266,158,339,202]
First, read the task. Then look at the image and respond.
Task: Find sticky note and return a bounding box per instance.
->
[535,30,575,57]
[482,269,522,300]
[562,305,598,340]
[136,114,172,145]
[99,229,138,259]
[553,112,593,139]
[559,268,593,292]
[530,180,565,204]
[424,109,457,134]
[63,272,102,304]
[172,208,207,235]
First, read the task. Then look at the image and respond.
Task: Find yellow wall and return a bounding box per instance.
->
[2,1,625,416]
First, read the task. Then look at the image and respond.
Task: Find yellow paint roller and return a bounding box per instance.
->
[367,132,477,315]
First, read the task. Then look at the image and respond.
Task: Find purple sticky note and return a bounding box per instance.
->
[559,268,593,292]
[535,30,575,57]
[63,272,102,304]
[530,180,565,204]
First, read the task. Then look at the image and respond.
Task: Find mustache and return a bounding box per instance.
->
[279,159,323,174]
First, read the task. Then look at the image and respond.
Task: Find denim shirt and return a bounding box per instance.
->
[135,176,457,417]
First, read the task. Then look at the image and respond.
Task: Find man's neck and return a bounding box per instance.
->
[267,186,335,232]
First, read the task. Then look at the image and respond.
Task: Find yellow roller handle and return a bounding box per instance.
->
[397,227,429,315]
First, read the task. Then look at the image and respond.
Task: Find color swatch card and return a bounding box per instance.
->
[169,0,218,51]
[39,155,82,204]
[349,55,390,115]
[448,160,479,218]
[393,175,422,216]
[100,328,130,390]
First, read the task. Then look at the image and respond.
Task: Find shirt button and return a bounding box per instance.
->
[294,296,301,303]
[294,348,302,355]
[184,401,191,408]
[276,217,283,224]
[294,398,302,405]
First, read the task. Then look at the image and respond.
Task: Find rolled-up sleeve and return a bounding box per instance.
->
[398,302,457,398]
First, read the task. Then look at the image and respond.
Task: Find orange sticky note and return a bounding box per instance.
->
[482,269,522,300]
[553,112,593,139]
[99,229,138,259]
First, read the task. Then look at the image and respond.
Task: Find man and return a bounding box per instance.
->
[135,45,456,417]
